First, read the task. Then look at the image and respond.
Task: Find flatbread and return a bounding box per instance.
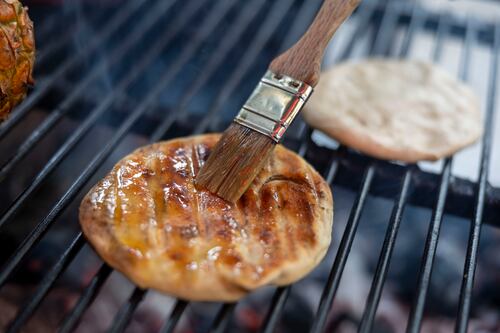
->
[80,134,333,301]
[303,59,482,162]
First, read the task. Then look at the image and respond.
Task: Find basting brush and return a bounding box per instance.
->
[196,0,361,202]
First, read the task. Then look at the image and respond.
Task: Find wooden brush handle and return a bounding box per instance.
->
[269,0,360,87]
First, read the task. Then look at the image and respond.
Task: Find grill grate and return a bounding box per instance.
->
[0,0,498,332]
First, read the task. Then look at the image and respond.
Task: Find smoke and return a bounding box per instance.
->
[63,0,113,96]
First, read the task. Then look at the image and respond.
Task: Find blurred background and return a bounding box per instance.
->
[0,0,499,332]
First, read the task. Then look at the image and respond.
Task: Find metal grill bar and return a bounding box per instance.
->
[0,0,146,140]
[358,170,412,333]
[0,0,177,183]
[337,2,378,61]
[413,198,454,329]
[295,126,312,155]
[209,303,237,333]
[312,166,376,333]
[357,3,423,331]
[324,153,341,185]
[159,300,188,333]
[432,14,451,66]
[372,1,402,56]
[108,287,147,333]
[261,287,291,333]
[58,264,113,333]
[455,20,500,333]
[406,14,474,333]
[6,234,85,333]
[107,288,146,333]
[398,2,425,57]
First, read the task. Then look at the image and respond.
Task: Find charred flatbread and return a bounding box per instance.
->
[80,134,333,301]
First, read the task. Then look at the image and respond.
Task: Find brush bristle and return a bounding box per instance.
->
[196,123,276,202]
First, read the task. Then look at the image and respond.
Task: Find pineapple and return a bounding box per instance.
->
[0,0,34,121]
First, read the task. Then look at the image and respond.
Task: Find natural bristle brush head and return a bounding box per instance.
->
[196,123,276,203]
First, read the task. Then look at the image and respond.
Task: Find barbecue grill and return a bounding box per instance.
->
[0,0,499,332]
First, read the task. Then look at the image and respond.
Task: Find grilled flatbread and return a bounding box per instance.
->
[80,134,333,301]
[303,59,482,162]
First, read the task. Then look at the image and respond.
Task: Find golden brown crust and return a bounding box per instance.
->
[303,59,482,162]
[80,134,333,301]
[0,0,35,121]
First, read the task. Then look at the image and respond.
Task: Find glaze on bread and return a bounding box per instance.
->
[80,134,333,301]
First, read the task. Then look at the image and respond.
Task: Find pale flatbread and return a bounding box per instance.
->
[303,59,482,162]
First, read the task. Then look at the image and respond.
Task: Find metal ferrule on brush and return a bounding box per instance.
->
[234,70,313,142]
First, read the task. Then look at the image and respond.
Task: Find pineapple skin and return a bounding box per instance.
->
[0,0,34,121]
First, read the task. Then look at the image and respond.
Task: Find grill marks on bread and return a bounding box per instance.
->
[80,134,333,301]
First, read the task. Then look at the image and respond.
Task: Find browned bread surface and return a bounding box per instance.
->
[80,134,333,301]
[0,0,35,120]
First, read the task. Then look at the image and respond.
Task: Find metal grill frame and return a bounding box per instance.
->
[0,0,498,332]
